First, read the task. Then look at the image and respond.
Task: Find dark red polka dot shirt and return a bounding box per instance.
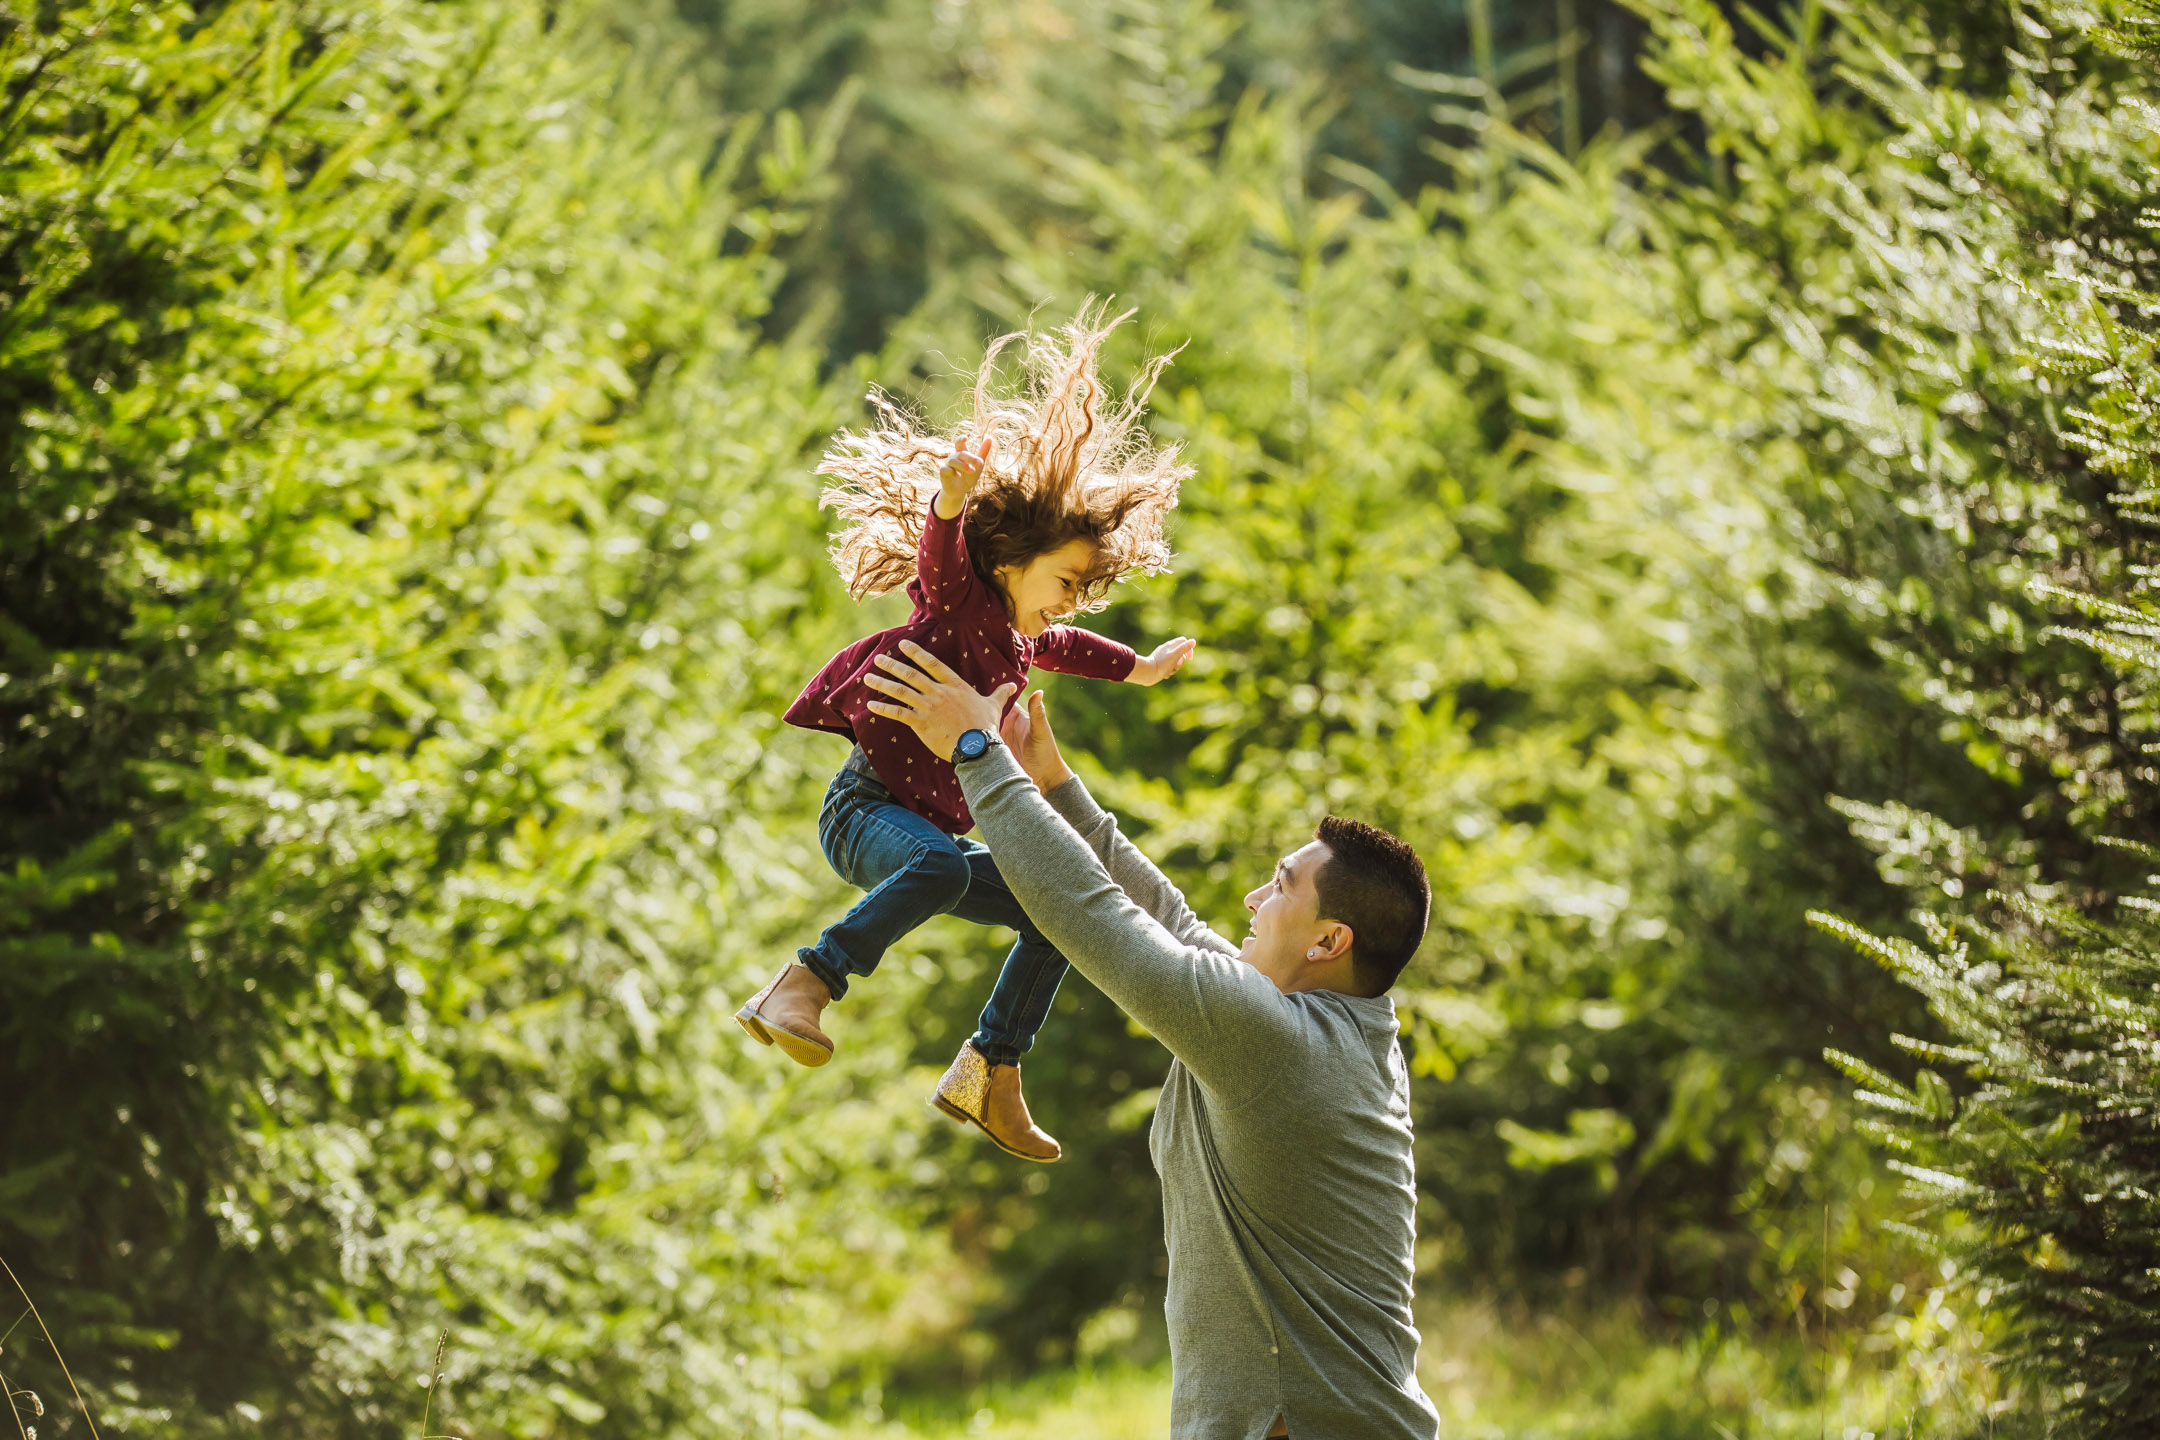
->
[784,499,1136,835]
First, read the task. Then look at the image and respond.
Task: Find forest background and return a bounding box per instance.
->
[4,0,2159,1436]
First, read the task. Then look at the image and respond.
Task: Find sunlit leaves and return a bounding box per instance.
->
[0,1,935,1434]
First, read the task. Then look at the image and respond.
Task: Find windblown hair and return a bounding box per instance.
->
[819,302,1189,614]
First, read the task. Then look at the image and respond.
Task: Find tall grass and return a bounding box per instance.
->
[830,1292,2031,1440]
[0,1259,96,1440]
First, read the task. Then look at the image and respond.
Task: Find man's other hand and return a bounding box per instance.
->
[863,640,1015,761]
[1000,689,1074,792]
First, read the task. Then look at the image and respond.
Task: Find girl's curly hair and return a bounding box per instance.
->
[819,302,1189,615]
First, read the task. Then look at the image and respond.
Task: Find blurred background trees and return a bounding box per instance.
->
[3,0,2156,1434]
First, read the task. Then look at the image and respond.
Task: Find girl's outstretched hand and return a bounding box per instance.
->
[1130,636,1197,686]
[934,433,994,519]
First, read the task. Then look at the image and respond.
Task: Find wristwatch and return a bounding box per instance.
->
[951,728,999,764]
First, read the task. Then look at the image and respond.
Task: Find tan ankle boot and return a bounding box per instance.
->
[931,1042,1060,1162]
[734,962,834,1067]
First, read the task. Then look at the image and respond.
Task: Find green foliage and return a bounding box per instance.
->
[11,0,2160,1429]
[674,0,1663,358]
[859,0,1932,1371]
[1627,0,2160,1426]
[1820,890,2160,1430]
[0,0,945,1431]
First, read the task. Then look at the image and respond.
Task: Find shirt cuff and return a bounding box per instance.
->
[954,743,1028,809]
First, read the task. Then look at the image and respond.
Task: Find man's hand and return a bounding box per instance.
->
[863,639,1015,761]
[1000,689,1074,792]
[934,434,993,520]
[1129,635,1197,686]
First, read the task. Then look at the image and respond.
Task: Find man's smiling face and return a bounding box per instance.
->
[1241,839,1342,991]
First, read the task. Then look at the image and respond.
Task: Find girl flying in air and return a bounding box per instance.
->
[735,304,1194,1162]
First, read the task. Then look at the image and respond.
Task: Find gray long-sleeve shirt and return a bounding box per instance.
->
[957,749,1441,1440]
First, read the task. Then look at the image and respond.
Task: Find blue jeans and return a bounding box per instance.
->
[798,761,1067,1066]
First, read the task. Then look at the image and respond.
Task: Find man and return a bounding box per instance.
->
[863,640,1442,1440]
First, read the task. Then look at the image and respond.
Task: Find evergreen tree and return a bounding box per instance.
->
[1636,0,2160,1423]
[673,0,1668,360]
[0,0,938,1430]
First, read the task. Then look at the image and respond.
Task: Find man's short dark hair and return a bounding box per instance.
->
[1312,816,1430,995]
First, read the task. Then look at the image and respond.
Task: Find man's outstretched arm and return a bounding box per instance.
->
[995,686,1233,955]
[862,645,1295,1100]
[957,745,1295,1100]
[1039,775,1236,958]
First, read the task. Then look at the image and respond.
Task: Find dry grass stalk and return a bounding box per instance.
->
[418,1329,463,1440]
[0,1257,97,1440]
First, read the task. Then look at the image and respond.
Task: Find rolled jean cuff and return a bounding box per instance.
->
[967,1032,1023,1067]
[798,946,849,1002]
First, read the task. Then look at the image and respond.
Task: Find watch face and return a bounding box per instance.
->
[958,729,987,759]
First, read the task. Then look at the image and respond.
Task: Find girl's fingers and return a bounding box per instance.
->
[942,433,990,467]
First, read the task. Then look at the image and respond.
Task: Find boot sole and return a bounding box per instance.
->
[931,1094,1060,1163]
[735,1008,833,1068]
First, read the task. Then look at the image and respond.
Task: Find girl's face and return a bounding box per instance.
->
[994,539,1099,638]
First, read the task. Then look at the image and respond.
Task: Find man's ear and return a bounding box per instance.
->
[1312,921,1353,964]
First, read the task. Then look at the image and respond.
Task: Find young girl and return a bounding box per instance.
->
[735,306,1194,1162]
